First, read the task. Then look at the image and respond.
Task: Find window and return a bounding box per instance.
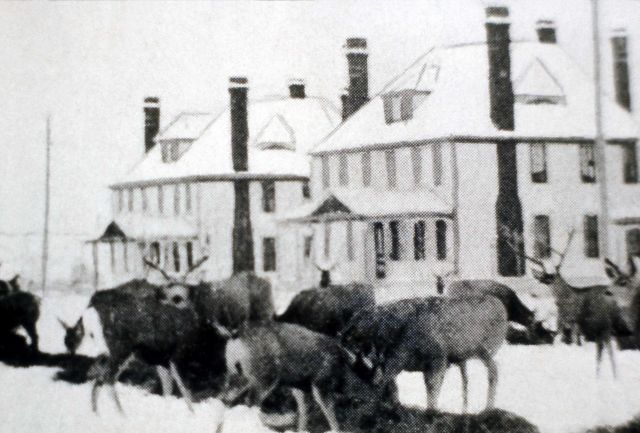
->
[385,150,397,189]
[436,219,447,260]
[123,242,129,272]
[263,237,276,272]
[321,156,330,188]
[117,190,124,213]
[158,185,164,215]
[432,143,443,186]
[303,236,313,259]
[163,243,170,267]
[302,180,310,199]
[110,242,116,272]
[532,215,551,258]
[186,241,194,269]
[414,220,426,260]
[170,142,179,162]
[141,187,148,213]
[389,220,401,261]
[373,222,386,279]
[623,143,638,183]
[185,183,192,213]
[161,143,170,163]
[362,152,372,187]
[127,189,133,212]
[530,143,548,183]
[174,184,181,216]
[411,147,422,186]
[584,215,599,258]
[339,154,349,186]
[579,143,596,183]
[612,35,631,111]
[383,92,415,124]
[262,180,276,213]
[150,242,160,264]
[172,242,180,272]
[324,223,331,258]
[346,221,355,261]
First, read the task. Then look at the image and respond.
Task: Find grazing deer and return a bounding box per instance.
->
[502,226,632,377]
[603,256,640,350]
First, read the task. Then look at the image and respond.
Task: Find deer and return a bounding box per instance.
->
[501,226,632,378]
[603,256,640,350]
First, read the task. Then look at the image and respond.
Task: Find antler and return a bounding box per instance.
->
[499,224,545,268]
[549,228,576,271]
[181,256,209,280]
[143,258,174,282]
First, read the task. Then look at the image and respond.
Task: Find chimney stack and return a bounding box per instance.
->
[143,97,160,153]
[612,28,632,111]
[486,6,524,277]
[228,77,255,273]
[536,19,557,44]
[288,78,306,99]
[342,37,369,120]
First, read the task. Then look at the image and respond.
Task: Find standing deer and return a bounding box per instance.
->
[502,226,632,377]
[603,256,640,349]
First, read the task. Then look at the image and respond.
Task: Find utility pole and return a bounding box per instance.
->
[41,116,51,296]
[592,0,610,258]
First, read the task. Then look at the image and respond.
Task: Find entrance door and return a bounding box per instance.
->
[373,222,386,279]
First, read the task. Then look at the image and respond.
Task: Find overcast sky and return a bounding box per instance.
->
[1,0,638,239]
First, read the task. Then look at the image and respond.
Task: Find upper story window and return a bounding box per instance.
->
[186,241,194,268]
[362,152,372,187]
[385,150,397,189]
[432,143,443,186]
[579,143,597,183]
[174,184,181,216]
[414,220,426,260]
[584,215,600,258]
[172,242,181,272]
[532,215,551,258]
[321,156,330,188]
[262,180,276,213]
[141,187,148,213]
[436,219,448,260]
[263,237,277,272]
[185,183,192,213]
[303,235,313,259]
[389,220,401,261]
[530,143,548,183]
[161,139,192,163]
[623,143,638,183]
[383,90,430,124]
[158,185,165,215]
[338,154,349,186]
[411,147,422,186]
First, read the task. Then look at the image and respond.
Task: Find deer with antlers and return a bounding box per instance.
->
[603,256,640,350]
[502,225,632,377]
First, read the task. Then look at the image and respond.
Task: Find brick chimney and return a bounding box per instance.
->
[536,19,557,44]
[342,37,369,120]
[229,77,255,273]
[612,28,632,111]
[288,78,306,99]
[486,6,524,277]
[143,97,160,153]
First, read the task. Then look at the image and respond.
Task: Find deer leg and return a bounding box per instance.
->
[290,389,308,432]
[156,366,174,396]
[23,321,38,351]
[481,356,499,409]
[424,357,448,411]
[459,361,469,414]
[605,339,618,379]
[169,361,194,412]
[109,384,124,414]
[311,385,339,432]
[596,341,604,377]
[574,324,583,346]
[91,380,101,413]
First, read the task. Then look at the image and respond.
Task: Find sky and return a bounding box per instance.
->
[0,0,639,250]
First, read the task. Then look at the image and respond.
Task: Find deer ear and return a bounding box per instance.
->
[604,258,622,280]
[58,318,72,330]
[630,256,640,276]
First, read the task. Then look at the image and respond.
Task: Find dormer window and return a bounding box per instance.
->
[161,139,193,163]
[514,58,566,105]
[383,90,430,124]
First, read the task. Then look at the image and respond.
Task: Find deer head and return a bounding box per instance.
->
[604,255,640,291]
[144,256,209,308]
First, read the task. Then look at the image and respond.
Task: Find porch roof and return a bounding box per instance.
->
[88,218,198,243]
[283,188,453,223]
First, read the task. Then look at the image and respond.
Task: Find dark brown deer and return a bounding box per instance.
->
[502,226,632,377]
[603,256,640,349]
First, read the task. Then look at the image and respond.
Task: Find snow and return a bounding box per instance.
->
[2,290,640,433]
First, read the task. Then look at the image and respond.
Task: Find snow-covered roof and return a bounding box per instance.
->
[116,96,340,186]
[91,218,198,241]
[313,41,640,155]
[283,188,453,222]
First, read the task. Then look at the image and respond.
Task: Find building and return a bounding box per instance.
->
[90,79,340,288]
[283,7,640,292]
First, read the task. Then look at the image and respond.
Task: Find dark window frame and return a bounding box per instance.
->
[338,154,349,186]
[389,220,401,261]
[584,215,600,258]
[172,242,181,272]
[436,219,448,260]
[262,180,276,213]
[579,143,597,183]
[623,143,638,183]
[385,150,397,189]
[303,236,313,259]
[414,220,426,260]
[302,180,311,199]
[530,143,548,183]
[532,215,551,258]
[433,143,443,186]
[263,237,277,272]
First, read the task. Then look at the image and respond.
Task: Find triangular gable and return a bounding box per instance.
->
[254,114,296,151]
[98,221,128,241]
[514,58,565,102]
[310,195,353,218]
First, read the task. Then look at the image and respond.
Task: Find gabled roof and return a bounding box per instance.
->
[312,41,640,155]
[116,96,340,186]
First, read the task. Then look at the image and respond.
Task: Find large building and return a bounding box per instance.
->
[90,79,340,288]
[282,7,640,293]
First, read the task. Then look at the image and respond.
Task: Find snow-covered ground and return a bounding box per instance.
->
[2,291,640,433]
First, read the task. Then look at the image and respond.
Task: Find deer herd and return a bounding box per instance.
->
[1,231,640,431]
